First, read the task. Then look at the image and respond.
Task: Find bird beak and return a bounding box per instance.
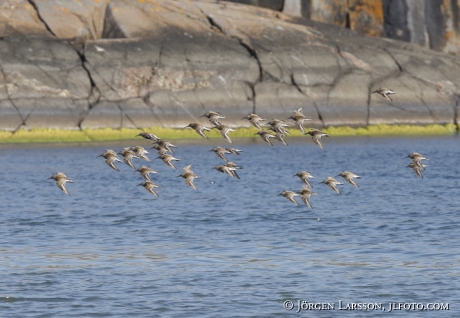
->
[47,177,53,180]
[96,154,102,158]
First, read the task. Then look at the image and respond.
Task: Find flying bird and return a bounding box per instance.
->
[287,108,312,134]
[118,149,138,170]
[201,111,225,126]
[135,166,158,182]
[407,162,428,178]
[336,171,361,188]
[185,123,211,139]
[210,147,231,162]
[136,132,160,141]
[255,130,276,146]
[97,149,123,172]
[372,87,396,101]
[320,177,343,194]
[213,124,235,143]
[293,171,315,188]
[48,172,73,195]
[305,129,329,150]
[178,165,201,190]
[155,154,180,169]
[242,113,266,130]
[278,190,301,205]
[137,181,161,197]
[297,186,317,209]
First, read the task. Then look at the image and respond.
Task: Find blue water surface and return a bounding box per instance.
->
[0,135,458,317]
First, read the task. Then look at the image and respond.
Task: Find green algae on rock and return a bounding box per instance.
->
[0,124,456,144]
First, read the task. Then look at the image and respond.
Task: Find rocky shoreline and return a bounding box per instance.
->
[0,0,459,132]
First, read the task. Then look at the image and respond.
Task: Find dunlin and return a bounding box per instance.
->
[201,111,225,126]
[287,108,312,134]
[137,180,161,197]
[213,124,235,143]
[224,162,242,179]
[210,147,231,162]
[336,171,361,188]
[136,132,160,141]
[255,130,275,146]
[407,152,428,160]
[407,152,428,170]
[135,166,158,181]
[372,87,396,101]
[97,149,123,172]
[118,149,138,169]
[242,113,266,130]
[151,143,170,155]
[213,165,239,179]
[185,123,211,139]
[48,172,73,195]
[320,177,343,194]
[407,162,428,178]
[155,154,180,169]
[278,190,301,205]
[178,165,200,190]
[305,129,329,150]
[225,148,243,156]
[297,186,317,209]
[274,131,288,146]
[266,119,290,136]
[154,139,177,153]
[293,171,315,188]
[131,146,150,161]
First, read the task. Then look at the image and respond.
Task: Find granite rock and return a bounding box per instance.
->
[0,0,459,132]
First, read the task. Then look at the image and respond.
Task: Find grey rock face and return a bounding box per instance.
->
[0,0,459,132]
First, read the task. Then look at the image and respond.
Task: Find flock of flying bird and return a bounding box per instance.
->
[47,87,428,207]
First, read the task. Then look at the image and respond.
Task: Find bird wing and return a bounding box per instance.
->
[287,194,299,205]
[124,155,136,169]
[347,178,360,188]
[295,120,306,134]
[165,158,177,169]
[222,129,233,144]
[185,176,199,190]
[301,195,313,209]
[384,94,393,102]
[413,167,424,178]
[217,152,229,162]
[312,135,324,150]
[197,128,209,139]
[106,157,121,172]
[330,184,341,194]
[303,178,313,188]
[147,186,159,197]
[57,179,70,195]
[277,133,288,146]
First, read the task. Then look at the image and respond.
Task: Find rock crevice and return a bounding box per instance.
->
[0,0,459,130]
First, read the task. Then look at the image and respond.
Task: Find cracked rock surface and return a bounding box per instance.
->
[0,0,459,131]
